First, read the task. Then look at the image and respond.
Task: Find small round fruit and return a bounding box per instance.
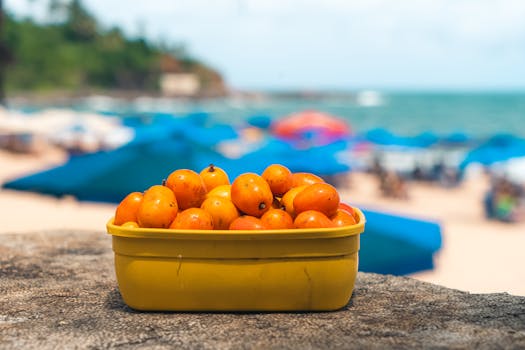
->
[291,172,324,187]
[166,169,207,209]
[170,208,214,230]
[114,192,143,225]
[338,202,355,216]
[261,209,294,230]
[137,185,178,228]
[293,183,340,217]
[201,197,240,230]
[294,210,335,229]
[231,173,273,217]
[281,185,307,217]
[331,209,357,227]
[229,216,267,230]
[206,184,231,200]
[262,164,293,196]
[121,221,139,229]
[200,164,230,191]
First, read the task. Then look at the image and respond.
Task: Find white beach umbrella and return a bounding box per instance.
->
[491,157,525,185]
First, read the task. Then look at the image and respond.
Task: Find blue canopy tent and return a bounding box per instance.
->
[364,128,439,149]
[359,209,442,275]
[3,124,347,201]
[459,134,525,170]
[440,131,472,145]
[191,138,351,180]
[3,138,194,203]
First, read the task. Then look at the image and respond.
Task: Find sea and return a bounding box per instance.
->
[16,91,525,138]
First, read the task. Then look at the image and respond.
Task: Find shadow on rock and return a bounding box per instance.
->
[104,287,137,313]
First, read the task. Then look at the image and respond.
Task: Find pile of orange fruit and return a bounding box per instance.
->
[113,164,358,230]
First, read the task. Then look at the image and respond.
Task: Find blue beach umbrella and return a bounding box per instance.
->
[364,128,438,148]
[3,138,194,203]
[459,134,525,169]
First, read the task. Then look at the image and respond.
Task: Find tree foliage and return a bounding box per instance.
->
[2,0,211,92]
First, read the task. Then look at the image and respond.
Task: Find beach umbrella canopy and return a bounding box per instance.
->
[490,157,525,184]
[271,110,351,144]
[440,131,471,145]
[193,138,351,179]
[364,128,438,148]
[459,134,525,169]
[2,139,195,203]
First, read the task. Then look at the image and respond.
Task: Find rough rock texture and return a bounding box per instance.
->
[0,231,524,349]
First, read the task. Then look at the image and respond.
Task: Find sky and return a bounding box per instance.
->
[6,0,525,91]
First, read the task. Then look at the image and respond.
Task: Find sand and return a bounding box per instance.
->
[1,149,524,296]
[340,172,525,296]
[0,149,115,233]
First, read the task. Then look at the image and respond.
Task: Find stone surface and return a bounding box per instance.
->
[1,231,524,349]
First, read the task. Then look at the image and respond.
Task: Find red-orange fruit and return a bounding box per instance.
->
[260,209,294,230]
[331,209,357,227]
[280,185,307,218]
[170,208,214,230]
[200,164,230,192]
[230,173,273,217]
[290,172,324,187]
[121,221,139,229]
[206,184,231,200]
[137,185,178,228]
[262,164,293,196]
[114,191,143,225]
[293,183,340,217]
[165,169,207,209]
[229,216,267,230]
[201,196,240,230]
[294,210,335,229]
[338,202,355,216]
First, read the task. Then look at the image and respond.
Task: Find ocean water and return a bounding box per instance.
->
[62,91,525,138]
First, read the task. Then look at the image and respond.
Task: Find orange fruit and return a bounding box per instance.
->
[229,216,267,230]
[206,184,231,200]
[294,210,335,229]
[169,208,214,230]
[137,185,178,228]
[262,164,293,196]
[338,202,355,216]
[200,164,230,191]
[280,185,307,218]
[165,169,207,209]
[121,221,139,229]
[114,191,143,225]
[230,173,273,217]
[201,196,240,230]
[261,209,294,230]
[331,209,357,227]
[293,183,340,217]
[291,172,324,187]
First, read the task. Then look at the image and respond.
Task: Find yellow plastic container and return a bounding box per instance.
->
[106,208,365,312]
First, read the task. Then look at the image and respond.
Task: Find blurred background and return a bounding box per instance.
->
[1,1,524,294]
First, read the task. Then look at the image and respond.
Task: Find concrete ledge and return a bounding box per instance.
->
[1,231,524,349]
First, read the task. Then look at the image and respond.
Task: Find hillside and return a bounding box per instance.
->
[2,0,227,97]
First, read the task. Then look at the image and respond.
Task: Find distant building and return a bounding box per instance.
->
[160,73,200,97]
[158,54,227,97]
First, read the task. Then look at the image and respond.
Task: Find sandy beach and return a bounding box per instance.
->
[1,149,524,296]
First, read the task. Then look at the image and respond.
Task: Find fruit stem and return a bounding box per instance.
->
[259,202,266,210]
[208,164,215,172]
[162,179,167,186]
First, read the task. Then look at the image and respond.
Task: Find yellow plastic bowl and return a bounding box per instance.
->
[106,208,365,312]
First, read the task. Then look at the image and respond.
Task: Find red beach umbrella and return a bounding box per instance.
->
[272,110,351,143]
